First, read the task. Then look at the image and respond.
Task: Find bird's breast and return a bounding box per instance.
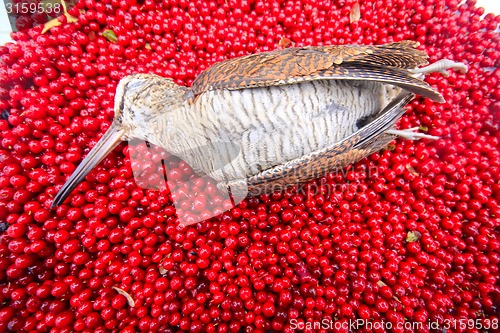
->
[166,80,398,181]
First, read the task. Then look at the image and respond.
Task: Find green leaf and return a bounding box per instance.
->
[103,30,118,43]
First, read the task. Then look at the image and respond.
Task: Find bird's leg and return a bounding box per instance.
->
[411,59,468,77]
[386,127,440,140]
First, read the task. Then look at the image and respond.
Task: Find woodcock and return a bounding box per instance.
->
[51,41,467,207]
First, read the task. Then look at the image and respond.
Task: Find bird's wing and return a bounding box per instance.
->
[191,41,443,102]
[220,92,415,196]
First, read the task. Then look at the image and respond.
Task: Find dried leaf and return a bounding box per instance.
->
[386,144,396,151]
[159,255,171,275]
[158,259,168,275]
[406,231,422,243]
[60,0,78,23]
[42,0,78,34]
[377,280,387,287]
[112,287,135,307]
[350,2,361,23]
[419,125,429,132]
[103,30,118,43]
[406,164,419,176]
[65,14,78,23]
[378,281,403,302]
[278,37,292,48]
[145,43,152,50]
[42,18,62,34]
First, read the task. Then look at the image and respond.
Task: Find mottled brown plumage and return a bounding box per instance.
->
[51,41,467,209]
[192,41,443,102]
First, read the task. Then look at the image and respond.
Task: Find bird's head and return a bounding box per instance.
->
[51,74,190,208]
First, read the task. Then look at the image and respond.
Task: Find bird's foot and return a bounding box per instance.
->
[411,59,468,77]
[387,127,440,140]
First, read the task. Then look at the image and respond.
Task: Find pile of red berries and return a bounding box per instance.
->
[1,0,500,332]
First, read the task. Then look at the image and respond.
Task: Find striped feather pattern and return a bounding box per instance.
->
[162,80,399,181]
[220,93,414,195]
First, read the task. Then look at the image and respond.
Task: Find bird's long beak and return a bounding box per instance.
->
[51,121,125,208]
